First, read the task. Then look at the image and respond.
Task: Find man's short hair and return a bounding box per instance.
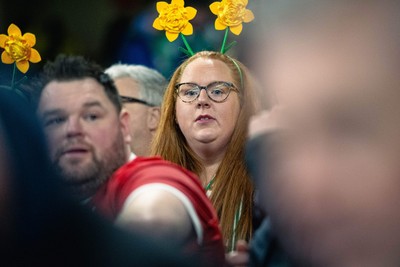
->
[30,54,122,112]
[105,64,167,107]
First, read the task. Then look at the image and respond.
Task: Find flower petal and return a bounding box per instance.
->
[153,18,163,30]
[29,48,41,63]
[171,0,184,7]
[181,23,193,36]
[16,60,29,73]
[166,31,179,42]
[230,24,243,35]
[185,7,197,20]
[243,9,255,23]
[209,2,220,15]
[243,0,249,5]
[215,19,227,30]
[156,2,169,13]
[23,33,36,46]
[1,51,14,64]
[8,23,22,36]
[0,34,8,48]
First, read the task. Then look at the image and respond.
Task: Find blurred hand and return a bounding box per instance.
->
[225,240,249,267]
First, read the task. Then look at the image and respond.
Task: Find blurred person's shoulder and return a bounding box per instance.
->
[113,156,204,190]
[92,156,206,218]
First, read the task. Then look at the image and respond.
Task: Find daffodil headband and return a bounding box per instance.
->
[153,0,255,57]
[228,55,244,90]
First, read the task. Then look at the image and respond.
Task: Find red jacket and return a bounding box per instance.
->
[91,157,225,266]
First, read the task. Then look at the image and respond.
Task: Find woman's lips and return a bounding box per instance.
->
[195,114,216,123]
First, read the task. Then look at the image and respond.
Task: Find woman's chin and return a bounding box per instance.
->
[192,131,218,144]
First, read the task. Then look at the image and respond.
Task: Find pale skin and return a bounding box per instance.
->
[116,190,193,248]
[225,240,250,267]
[38,78,193,246]
[175,58,241,185]
[38,78,132,165]
[176,58,243,264]
[39,78,132,198]
[231,2,400,266]
[114,77,161,156]
[258,1,400,266]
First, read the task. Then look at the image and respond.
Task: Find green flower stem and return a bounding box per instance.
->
[180,33,194,56]
[11,62,16,89]
[221,27,230,54]
[15,76,28,85]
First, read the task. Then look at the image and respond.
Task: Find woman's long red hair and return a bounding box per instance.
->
[151,51,259,250]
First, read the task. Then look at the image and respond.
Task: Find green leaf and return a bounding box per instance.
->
[179,47,193,57]
[223,41,237,54]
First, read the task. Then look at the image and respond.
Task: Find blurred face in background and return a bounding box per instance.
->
[259,2,400,265]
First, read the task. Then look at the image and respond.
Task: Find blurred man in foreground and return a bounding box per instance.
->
[251,0,400,266]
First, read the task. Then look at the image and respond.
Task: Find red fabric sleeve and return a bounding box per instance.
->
[92,157,225,266]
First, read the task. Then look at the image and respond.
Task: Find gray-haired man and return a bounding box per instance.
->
[106,64,166,156]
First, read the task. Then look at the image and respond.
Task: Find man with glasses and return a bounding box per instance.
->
[105,64,166,156]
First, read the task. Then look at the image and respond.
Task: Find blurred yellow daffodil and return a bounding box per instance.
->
[210,0,255,35]
[0,23,41,73]
[153,0,197,42]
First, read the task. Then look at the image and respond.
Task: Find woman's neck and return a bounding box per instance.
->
[191,143,228,185]
[200,161,221,185]
[198,150,226,186]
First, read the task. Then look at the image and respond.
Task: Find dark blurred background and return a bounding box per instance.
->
[0,0,255,81]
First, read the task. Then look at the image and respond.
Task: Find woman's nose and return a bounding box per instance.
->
[197,88,210,106]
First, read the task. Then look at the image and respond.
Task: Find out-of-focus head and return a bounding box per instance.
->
[0,90,61,248]
[105,64,167,156]
[34,55,131,199]
[256,0,400,265]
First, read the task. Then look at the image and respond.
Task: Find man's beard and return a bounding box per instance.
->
[53,132,127,200]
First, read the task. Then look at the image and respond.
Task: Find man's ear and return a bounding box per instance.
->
[119,108,132,145]
[147,107,161,132]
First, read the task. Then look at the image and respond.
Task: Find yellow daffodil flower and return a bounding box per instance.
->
[0,23,41,73]
[153,0,197,42]
[210,0,255,35]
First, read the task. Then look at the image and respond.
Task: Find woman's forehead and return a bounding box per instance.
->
[180,58,233,84]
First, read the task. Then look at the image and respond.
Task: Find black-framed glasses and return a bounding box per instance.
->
[175,81,238,103]
[120,95,155,107]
